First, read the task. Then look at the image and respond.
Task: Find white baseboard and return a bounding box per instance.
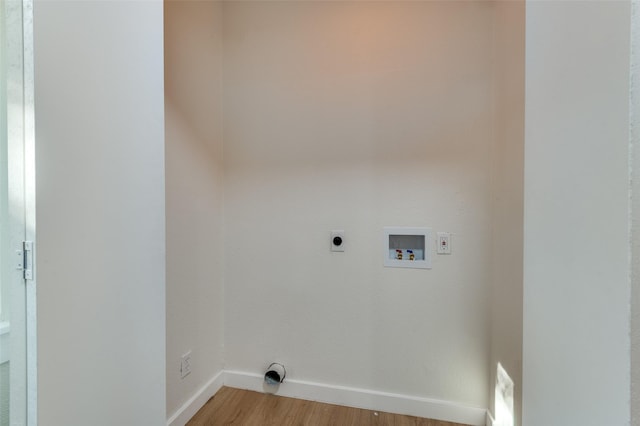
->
[486,411,496,426]
[167,369,488,426]
[167,370,225,426]
[224,370,488,426]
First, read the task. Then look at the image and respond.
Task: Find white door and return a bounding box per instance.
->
[0,0,36,425]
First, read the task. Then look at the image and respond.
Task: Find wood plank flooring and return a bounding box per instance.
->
[187,386,471,426]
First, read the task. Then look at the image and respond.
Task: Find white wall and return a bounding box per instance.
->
[523,1,631,425]
[34,1,166,425]
[489,1,524,424]
[631,1,640,424]
[223,1,494,409]
[164,0,225,419]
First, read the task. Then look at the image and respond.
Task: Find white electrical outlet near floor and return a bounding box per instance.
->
[181,351,192,379]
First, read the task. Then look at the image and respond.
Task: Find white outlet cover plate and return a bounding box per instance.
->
[331,230,345,252]
[181,351,192,379]
[437,232,451,254]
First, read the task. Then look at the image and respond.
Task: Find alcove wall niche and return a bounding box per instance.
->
[165,1,524,424]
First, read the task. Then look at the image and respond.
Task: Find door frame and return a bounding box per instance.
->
[3,0,36,424]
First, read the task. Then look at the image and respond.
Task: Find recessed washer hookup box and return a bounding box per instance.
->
[383,227,432,269]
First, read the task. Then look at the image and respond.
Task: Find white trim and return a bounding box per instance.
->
[4,1,29,424]
[167,369,488,426]
[166,370,225,426]
[223,370,487,426]
[22,0,37,424]
[486,411,496,426]
[0,322,9,364]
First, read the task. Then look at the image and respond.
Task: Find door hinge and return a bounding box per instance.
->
[17,241,34,281]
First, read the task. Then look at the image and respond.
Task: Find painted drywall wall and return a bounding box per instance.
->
[165,0,225,419]
[34,1,166,425]
[631,1,640,424]
[223,1,494,409]
[488,1,524,425]
[523,1,631,425]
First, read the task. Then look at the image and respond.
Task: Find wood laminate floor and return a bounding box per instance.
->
[187,386,471,426]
